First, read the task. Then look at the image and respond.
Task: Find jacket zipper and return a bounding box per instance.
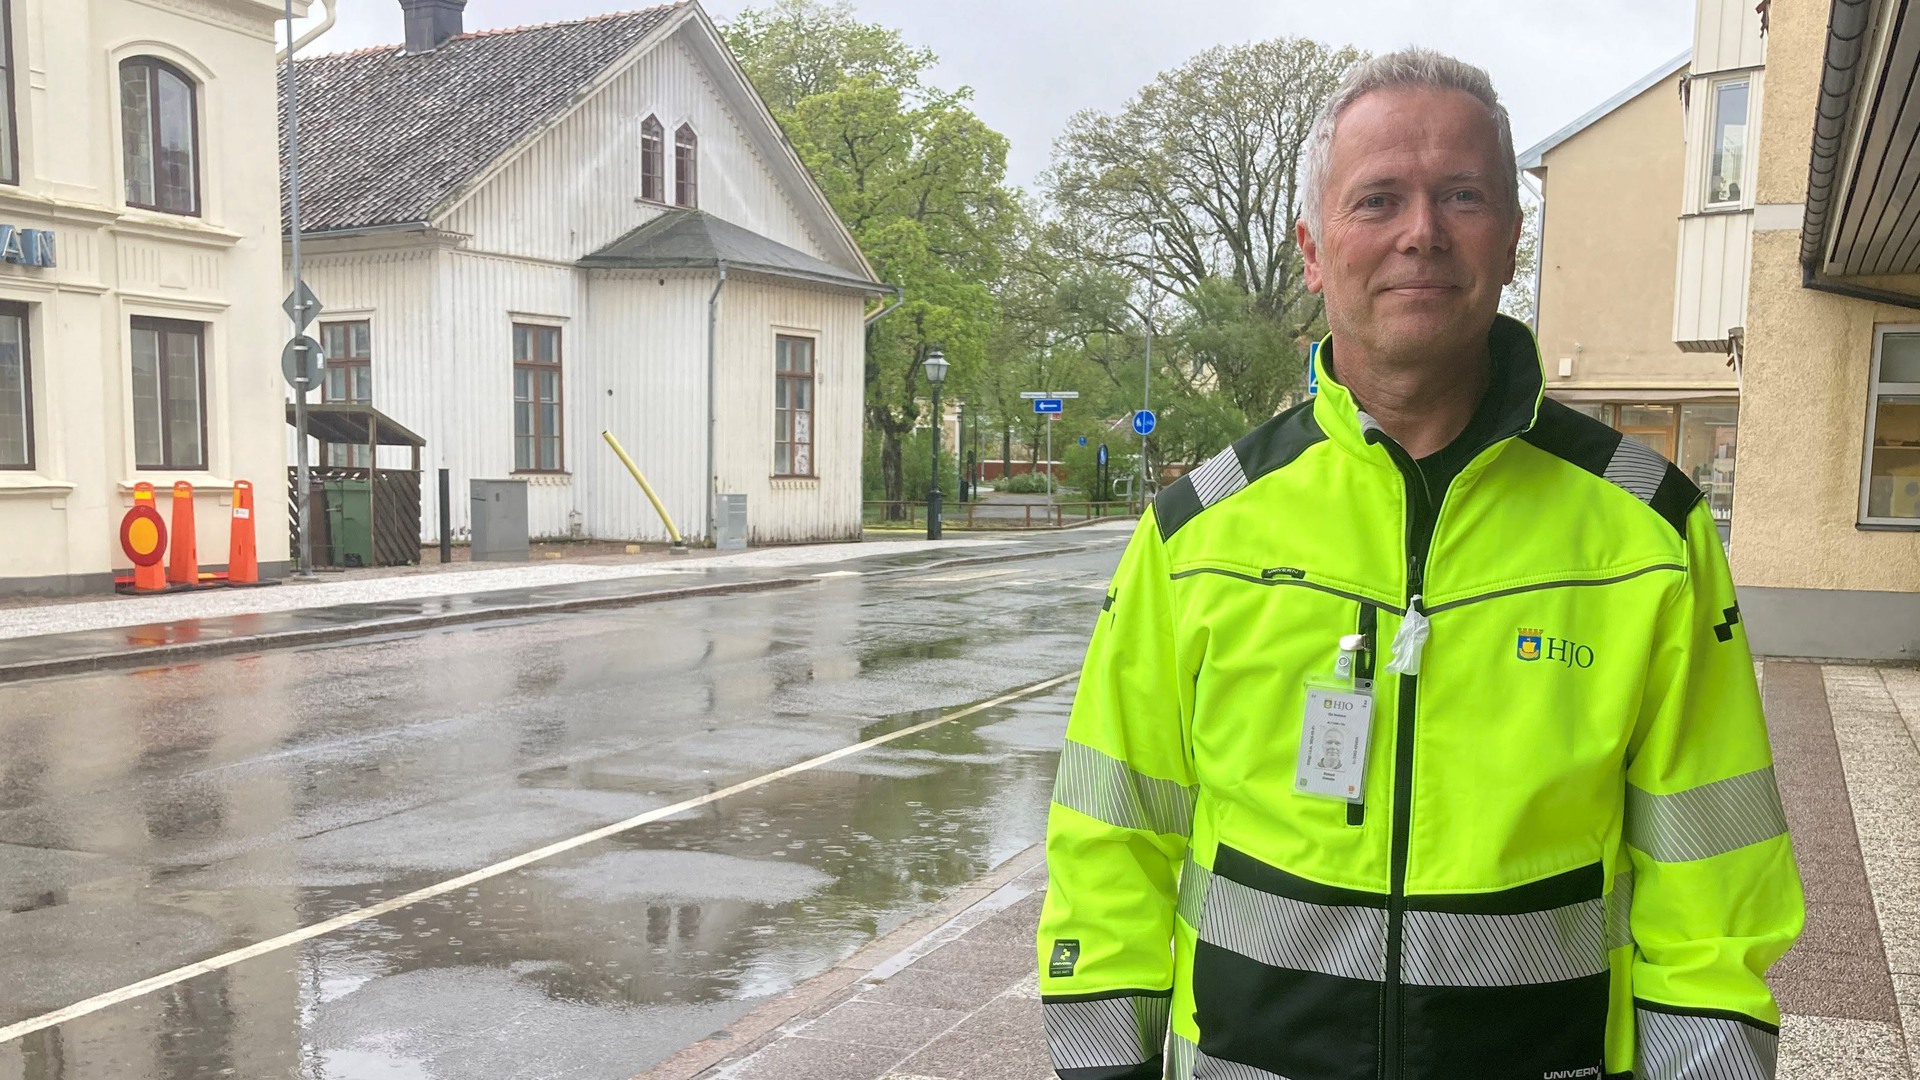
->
[1349,601,1378,828]
[1368,430,1436,1080]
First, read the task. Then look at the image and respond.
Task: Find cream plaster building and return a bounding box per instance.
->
[1732,0,1920,658]
[0,0,302,595]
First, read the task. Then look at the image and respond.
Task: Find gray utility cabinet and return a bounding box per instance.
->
[470,479,529,562]
[715,494,748,551]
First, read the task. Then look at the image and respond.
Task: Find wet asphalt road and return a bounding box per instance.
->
[0,540,1124,1080]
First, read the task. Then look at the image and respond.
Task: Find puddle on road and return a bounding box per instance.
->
[0,686,1076,1080]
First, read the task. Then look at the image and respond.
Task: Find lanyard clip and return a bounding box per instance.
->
[1334,632,1369,684]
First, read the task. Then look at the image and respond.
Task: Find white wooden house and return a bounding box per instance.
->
[283,0,886,546]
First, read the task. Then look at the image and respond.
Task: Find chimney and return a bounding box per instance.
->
[399,0,466,54]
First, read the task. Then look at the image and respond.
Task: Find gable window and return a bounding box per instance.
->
[1705,78,1748,208]
[321,320,372,468]
[774,335,814,477]
[674,124,698,208]
[1861,327,1920,528]
[121,57,200,215]
[130,317,206,470]
[0,302,29,469]
[641,115,665,203]
[513,323,563,472]
[0,1,19,185]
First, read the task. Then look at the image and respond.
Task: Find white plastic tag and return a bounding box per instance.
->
[1295,682,1374,801]
[1384,597,1429,676]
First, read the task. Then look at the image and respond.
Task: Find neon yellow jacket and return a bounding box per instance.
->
[1037,316,1803,1080]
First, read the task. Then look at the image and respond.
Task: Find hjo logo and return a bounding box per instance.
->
[1517,628,1594,668]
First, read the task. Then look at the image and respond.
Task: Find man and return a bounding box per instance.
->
[1037,50,1802,1080]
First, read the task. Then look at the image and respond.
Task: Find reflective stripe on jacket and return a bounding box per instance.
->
[1037,316,1804,1080]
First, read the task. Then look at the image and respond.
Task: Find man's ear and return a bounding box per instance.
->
[1298,218,1324,294]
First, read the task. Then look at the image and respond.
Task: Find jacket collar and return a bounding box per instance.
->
[1310,313,1546,467]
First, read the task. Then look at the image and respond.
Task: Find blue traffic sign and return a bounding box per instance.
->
[1078,435,1088,446]
[1308,340,1320,396]
[1098,443,1109,466]
[1034,398,1064,414]
[1132,409,1157,436]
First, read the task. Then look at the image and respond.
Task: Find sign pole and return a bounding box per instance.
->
[1045,414,1053,506]
[284,0,313,577]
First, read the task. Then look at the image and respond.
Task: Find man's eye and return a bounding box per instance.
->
[1362,195,1389,209]
[1452,190,1482,202]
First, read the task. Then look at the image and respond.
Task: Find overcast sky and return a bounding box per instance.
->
[293,0,1692,192]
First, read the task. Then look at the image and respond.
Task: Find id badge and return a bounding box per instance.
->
[1295,679,1374,802]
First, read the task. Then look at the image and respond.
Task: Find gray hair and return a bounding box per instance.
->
[1300,48,1518,239]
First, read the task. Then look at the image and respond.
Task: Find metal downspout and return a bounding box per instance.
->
[277,0,337,61]
[706,261,729,543]
[1519,172,1546,331]
[865,285,905,326]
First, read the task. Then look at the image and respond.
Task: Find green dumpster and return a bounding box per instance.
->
[322,478,374,567]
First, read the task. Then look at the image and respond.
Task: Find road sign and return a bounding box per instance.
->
[1308,340,1320,396]
[1133,409,1157,436]
[1078,435,1088,447]
[119,504,167,567]
[1034,398,1064,414]
[282,335,325,389]
[1021,390,1081,400]
[283,281,323,332]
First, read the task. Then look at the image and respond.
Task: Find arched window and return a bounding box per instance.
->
[120,57,199,215]
[640,115,665,203]
[674,124,698,208]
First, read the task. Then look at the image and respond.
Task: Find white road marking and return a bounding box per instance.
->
[814,570,863,578]
[922,568,1019,583]
[0,672,1078,1045]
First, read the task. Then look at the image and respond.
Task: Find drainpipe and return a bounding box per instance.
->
[1519,172,1546,332]
[706,261,729,543]
[865,285,905,326]
[276,0,337,61]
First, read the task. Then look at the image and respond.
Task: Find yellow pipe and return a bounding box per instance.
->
[601,430,689,553]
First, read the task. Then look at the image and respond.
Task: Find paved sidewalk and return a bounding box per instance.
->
[647,661,1920,1080]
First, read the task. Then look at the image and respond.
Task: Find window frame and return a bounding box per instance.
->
[119,56,202,217]
[0,300,31,470]
[0,0,20,186]
[1859,324,1920,529]
[320,319,373,468]
[1703,75,1750,211]
[641,114,665,204]
[773,334,816,479]
[512,322,565,474]
[129,315,208,471]
[674,123,699,209]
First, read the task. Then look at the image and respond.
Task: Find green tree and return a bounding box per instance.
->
[1500,198,1541,329]
[727,4,1019,514]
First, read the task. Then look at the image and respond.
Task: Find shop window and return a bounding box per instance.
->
[0,0,19,185]
[0,302,29,468]
[674,124,698,208]
[1679,404,1739,521]
[120,57,200,215]
[641,115,664,203]
[1862,328,1920,527]
[513,323,563,472]
[774,335,815,477]
[321,320,373,468]
[130,317,206,470]
[1705,78,1748,208]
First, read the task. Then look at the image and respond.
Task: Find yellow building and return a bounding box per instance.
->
[0,0,304,594]
[1734,0,1920,658]
[1521,38,1754,531]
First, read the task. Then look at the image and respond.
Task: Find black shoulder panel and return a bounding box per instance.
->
[1520,399,1701,536]
[1154,400,1325,542]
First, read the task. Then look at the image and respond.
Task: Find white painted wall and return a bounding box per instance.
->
[0,0,302,593]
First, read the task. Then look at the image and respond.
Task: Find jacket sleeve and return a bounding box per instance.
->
[1625,500,1805,1079]
[1037,509,1197,1080]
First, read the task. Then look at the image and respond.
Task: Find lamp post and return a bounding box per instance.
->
[924,346,949,540]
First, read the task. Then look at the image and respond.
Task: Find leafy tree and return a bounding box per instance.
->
[727,4,1019,514]
[1500,198,1541,329]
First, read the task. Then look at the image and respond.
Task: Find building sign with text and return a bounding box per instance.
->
[0,226,56,268]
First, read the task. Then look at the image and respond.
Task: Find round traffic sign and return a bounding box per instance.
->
[120,505,168,567]
[281,335,326,389]
[1133,409,1157,436]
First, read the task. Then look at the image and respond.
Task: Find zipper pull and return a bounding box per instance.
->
[1384,595,1430,676]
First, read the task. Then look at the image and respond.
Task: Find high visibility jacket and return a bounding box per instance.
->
[1037,316,1804,1080]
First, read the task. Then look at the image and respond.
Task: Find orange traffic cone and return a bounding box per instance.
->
[167,481,199,586]
[128,482,169,593]
[228,480,259,585]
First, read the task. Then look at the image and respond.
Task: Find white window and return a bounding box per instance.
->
[1705,78,1749,208]
[1861,326,1920,527]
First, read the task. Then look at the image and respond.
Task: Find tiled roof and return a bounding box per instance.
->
[281,5,685,234]
[580,210,885,291]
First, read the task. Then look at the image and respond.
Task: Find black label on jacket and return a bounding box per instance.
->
[1048,939,1080,978]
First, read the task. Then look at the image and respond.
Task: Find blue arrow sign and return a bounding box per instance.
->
[1034,398,1064,414]
[1078,435,1088,447]
[1098,443,1109,466]
[1132,409,1157,436]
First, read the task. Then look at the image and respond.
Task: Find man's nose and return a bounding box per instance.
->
[1399,198,1450,254]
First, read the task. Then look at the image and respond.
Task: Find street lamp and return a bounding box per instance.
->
[924,346,949,540]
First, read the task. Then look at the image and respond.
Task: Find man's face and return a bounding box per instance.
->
[1299,87,1521,365]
